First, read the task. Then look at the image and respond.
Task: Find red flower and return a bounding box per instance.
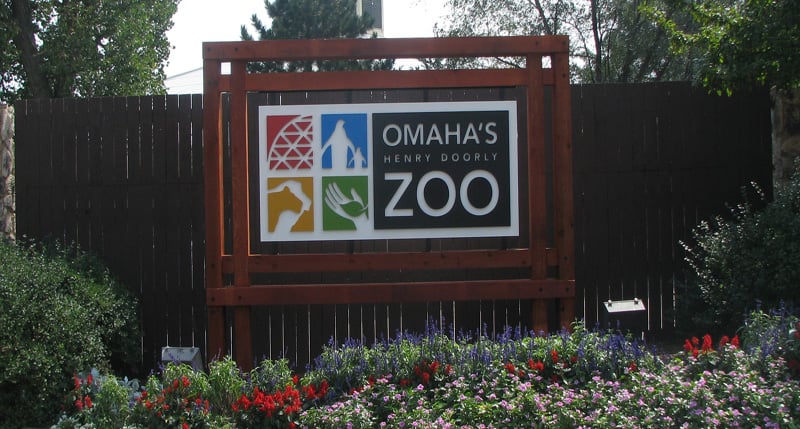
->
[303,379,329,400]
[701,334,713,353]
[504,362,516,375]
[73,375,81,390]
[234,394,252,412]
[551,349,559,364]
[731,335,740,348]
[628,361,638,372]
[683,339,694,353]
[84,396,92,409]
[527,359,545,372]
[719,335,730,348]
[421,372,430,385]
[181,375,190,388]
[691,337,700,347]
[182,423,189,429]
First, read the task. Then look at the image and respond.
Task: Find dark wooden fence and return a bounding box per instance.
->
[572,83,772,330]
[13,82,773,374]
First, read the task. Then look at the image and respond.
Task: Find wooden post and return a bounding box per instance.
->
[551,51,576,329]
[203,58,226,362]
[526,53,549,334]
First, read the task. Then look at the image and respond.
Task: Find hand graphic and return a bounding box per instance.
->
[324,182,369,231]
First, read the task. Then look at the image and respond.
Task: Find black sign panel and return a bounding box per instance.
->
[372,110,512,229]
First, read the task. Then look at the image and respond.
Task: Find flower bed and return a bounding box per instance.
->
[53,317,800,429]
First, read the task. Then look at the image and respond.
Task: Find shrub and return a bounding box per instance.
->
[681,169,800,330]
[0,239,139,428]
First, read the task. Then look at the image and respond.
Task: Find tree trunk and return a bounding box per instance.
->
[772,88,800,186]
[591,0,603,83]
[11,0,50,98]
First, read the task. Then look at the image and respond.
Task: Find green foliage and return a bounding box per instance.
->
[249,357,293,394]
[129,363,218,429]
[0,0,179,103]
[429,0,702,83]
[646,0,800,94]
[739,308,800,376]
[48,320,800,427]
[0,239,139,428]
[240,0,393,72]
[207,357,246,415]
[681,172,800,330]
[54,370,137,428]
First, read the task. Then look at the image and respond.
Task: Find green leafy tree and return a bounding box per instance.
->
[645,0,800,94]
[427,0,701,83]
[1,0,179,103]
[581,0,702,83]
[241,0,393,72]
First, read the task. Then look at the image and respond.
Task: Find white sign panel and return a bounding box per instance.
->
[258,101,519,242]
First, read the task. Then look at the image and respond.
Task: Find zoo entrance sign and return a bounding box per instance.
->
[258,101,519,242]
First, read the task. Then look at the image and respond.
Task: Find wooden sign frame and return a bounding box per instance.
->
[203,36,575,369]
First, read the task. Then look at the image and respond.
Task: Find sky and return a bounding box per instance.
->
[165,0,448,78]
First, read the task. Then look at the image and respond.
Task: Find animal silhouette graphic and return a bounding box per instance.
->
[266,180,312,233]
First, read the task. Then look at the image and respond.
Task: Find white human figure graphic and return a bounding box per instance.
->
[267,180,312,233]
[349,147,366,169]
[321,119,367,173]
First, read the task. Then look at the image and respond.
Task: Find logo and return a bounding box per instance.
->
[266,115,314,170]
[258,102,519,242]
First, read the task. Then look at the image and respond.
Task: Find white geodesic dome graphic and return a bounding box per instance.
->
[268,115,314,170]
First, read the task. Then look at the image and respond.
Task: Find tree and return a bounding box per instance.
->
[241,0,393,73]
[645,0,800,95]
[428,0,702,84]
[0,0,178,103]
[581,0,703,83]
